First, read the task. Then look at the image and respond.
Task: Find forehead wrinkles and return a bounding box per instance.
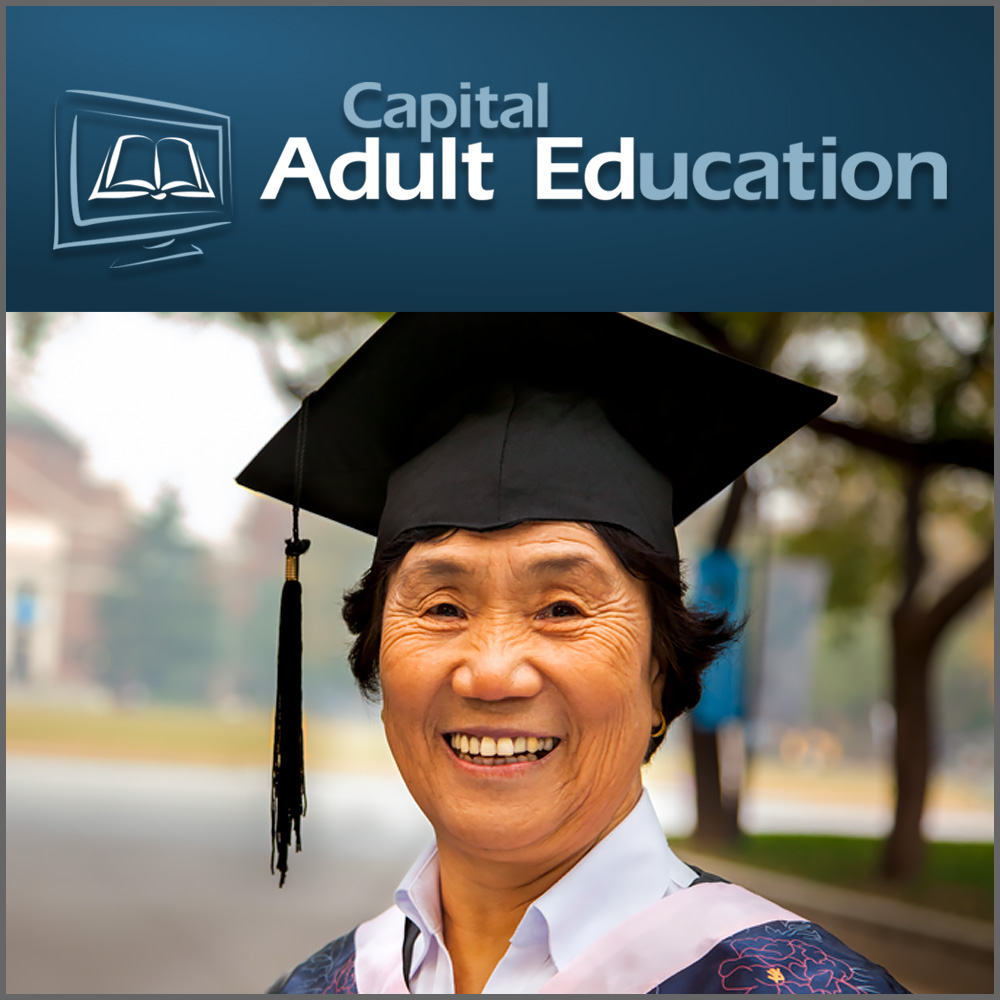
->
[391,553,487,597]
[509,552,618,593]
[502,532,650,609]
[390,532,629,601]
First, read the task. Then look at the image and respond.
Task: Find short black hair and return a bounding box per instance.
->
[342,522,741,761]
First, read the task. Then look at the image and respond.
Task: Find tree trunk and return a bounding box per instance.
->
[882,608,932,879]
[880,468,993,881]
[691,725,741,843]
[691,475,748,845]
[881,466,929,880]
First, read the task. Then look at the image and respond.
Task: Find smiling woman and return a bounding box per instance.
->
[237,313,908,994]
[360,522,716,994]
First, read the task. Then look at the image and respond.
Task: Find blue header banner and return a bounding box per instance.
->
[6,6,992,310]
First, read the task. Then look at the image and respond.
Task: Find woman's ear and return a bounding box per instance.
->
[649,654,666,722]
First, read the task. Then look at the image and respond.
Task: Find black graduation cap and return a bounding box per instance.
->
[236,312,835,883]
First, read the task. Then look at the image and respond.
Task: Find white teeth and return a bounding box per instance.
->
[448,732,558,764]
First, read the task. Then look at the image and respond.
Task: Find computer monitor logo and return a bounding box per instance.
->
[54,90,233,269]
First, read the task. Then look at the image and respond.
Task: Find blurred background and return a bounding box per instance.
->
[5,312,993,993]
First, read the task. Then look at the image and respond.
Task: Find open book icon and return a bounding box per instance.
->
[89,134,216,201]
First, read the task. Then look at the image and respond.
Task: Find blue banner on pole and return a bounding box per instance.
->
[690,550,746,730]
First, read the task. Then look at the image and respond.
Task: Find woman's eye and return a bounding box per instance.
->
[539,601,583,619]
[427,602,464,619]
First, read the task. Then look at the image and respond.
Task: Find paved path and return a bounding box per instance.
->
[7,756,433,993]
[6,756,993,994]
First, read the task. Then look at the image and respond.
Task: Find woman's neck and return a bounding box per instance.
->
[433,784,642,994]
[436,843,590,995]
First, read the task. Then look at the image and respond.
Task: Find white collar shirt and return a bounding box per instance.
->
[393,788,697,994]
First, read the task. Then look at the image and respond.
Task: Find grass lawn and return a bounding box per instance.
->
[674,832,994,922]
[5,701,395,771]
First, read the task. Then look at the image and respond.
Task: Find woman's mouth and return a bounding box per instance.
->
[444,732,560,766]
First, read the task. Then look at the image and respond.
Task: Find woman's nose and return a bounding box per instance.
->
[450,630,544,701]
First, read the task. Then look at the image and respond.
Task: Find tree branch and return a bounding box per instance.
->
[920,540,995,643]
[250,331,307,401]
[671,313,994,477]
[672,312,738,357]
[809,416,994,476]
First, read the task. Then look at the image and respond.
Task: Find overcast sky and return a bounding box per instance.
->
[7,312,293,545]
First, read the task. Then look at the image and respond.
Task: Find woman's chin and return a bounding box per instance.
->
[426,791,609,868]
[412,783,562,858]
[436,813,561,861]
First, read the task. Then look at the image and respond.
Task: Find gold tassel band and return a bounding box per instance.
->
[285,554,299,582]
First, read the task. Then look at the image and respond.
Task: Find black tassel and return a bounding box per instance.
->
[271,539,309,886]
[271,396,311,886]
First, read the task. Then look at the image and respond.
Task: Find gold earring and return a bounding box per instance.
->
[650,710,667,739]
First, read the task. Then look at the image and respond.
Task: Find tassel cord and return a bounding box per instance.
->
[271,395,311,886]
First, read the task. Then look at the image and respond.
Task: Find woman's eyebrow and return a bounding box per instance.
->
[523,554,614,586]
[396,557,477,587]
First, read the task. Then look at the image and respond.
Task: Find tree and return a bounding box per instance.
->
[672,312,994,880]
[229,312,389,401]
[688,473,748,844]
[100,491,221,702]
[681,315,786,846]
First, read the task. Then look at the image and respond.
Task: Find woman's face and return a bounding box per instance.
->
[379,521,664,869]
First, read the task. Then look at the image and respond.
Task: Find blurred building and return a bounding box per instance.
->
[5,388,132,694]
[220,495,378,709]
[214,496,289,704]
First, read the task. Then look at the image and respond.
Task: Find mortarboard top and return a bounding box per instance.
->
[237,312,836,557]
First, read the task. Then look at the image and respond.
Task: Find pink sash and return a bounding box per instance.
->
[354,906,410,994]
[540,882,800,994]
[354,881,800,994]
